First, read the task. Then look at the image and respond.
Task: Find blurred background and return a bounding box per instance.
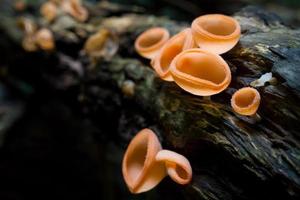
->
[108,0,300,26]
[0,0,299,200]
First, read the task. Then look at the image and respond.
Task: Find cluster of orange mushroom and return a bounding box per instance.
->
[40,0,88,22]
[19,0,89,52]
[18,18,55,51]
[135,14,261,117]
[126,14,263,193]
[122,129,192,194]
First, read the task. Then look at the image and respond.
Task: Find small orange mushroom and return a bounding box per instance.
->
[17,18,38,51]
[40,1,58,22]
[22,35,38,52]
[84,28,118,60]
[170,48,231,96]
[61,0,88,22]
[18,18,37,35]
[122,128,193,193]
[35,28,55,50]
[156,150,192,185]
[134,27,170,60]
[151,28,196,81]
[14,0,26,11]
[122,128,167,194]
[231,87,261,116]
[191,14,241,54]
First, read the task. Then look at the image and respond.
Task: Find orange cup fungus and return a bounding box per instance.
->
[156,150,192,185]
[231,87,261,116]
[84,28,118,60]
[22,35,38,52]
[134,27,170,60]
[191,14,241,54]
[18,18,37,35]
[61,0,88,22]
[40,1,57,22]
[122,129,166,194]
[35,28,55,50]
[14,0,27,12]
[134,14,240,87]
[151,28,196,81]
[170,48,231,96]
[18,18,55,52]
[122,128,192,194]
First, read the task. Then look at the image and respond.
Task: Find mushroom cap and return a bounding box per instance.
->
[35,28,55,50]
[191,14,241,54]
[170,48,231,96]
[84,28,118,60]
[17,18,37,35]
[151,28,196,81]
[156,150,192,185]
[122,128,166,194]
[22,35,38,52]
[61,0,88,22]
[134,27,170,60]
[14,0,27,11]
[40,1,57,22]
[231,87,261,116]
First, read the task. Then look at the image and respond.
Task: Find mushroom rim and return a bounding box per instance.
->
[231,87,261,110]
[122,129,162,193]
[156,150,192,185]
[170,48,231,88]
[191,14,241,40]
[152,28,193,77]
[166,162,192,185]
[135,27,170,53]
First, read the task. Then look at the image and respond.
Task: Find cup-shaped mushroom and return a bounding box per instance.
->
[61,0,88,22]
[35,29,55,50]
[231,87,261,116]
[14,0,26,12]
[191,14,241,54]
[170,48,231,96]
[84,28,118,60]
[122,129,167,194]
[22,35,38,52]
[17,18,37,35]
[151,28,196,81]
[156,150,192,185]
[40,1,57,22]
[134,27,170,60]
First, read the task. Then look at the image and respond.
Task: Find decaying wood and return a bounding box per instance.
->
[0,1,299,200]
